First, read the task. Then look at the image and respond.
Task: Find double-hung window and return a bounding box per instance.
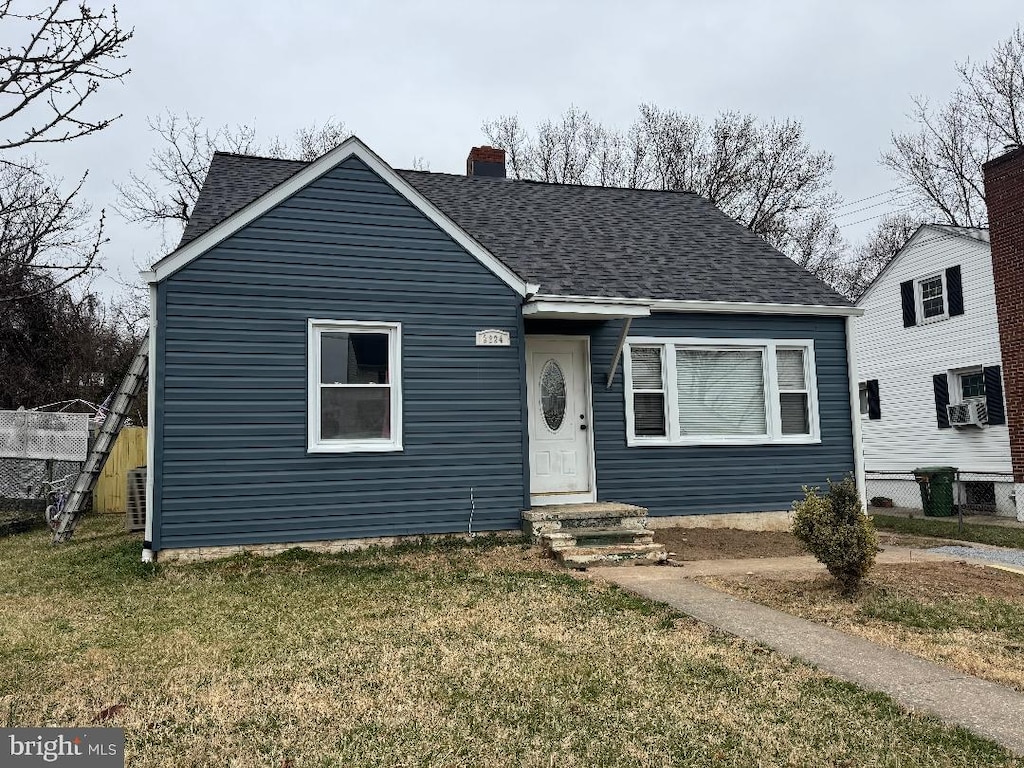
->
[957,369,986,402]
[307,320,402,453]
[917,274,947,322]
[624,338,819,446]
[628,347,668,437]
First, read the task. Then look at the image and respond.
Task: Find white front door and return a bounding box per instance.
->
[526,337,595,504]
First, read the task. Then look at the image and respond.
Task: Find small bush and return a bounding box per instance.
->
[792,476,878,595]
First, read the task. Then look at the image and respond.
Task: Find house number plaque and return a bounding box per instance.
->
[475,329,510,346]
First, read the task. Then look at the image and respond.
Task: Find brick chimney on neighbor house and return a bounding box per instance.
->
[466,146,506,178]
[983,144,1024,521]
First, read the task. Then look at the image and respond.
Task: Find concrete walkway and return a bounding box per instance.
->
[601,568,1024,755]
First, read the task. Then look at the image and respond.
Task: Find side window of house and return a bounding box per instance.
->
[859,380,880,420]
[625,339,819,445]
[307,320,403,452]
[900,266,963,327]
[932,365,1005,429]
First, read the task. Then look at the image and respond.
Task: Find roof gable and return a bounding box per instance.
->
[146,137,530,296]
[856,224,991,306]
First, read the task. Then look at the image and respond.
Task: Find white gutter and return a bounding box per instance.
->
[142,278,157,563]
[523,300,650,318]
[845,315,867,513]
[529,293,863,317]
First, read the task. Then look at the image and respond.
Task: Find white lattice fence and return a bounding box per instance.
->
[0,410,89,462]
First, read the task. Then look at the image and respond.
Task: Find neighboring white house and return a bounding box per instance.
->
[855,225,1014,516]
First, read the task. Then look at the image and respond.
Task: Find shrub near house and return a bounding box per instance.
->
[793,477,878,594]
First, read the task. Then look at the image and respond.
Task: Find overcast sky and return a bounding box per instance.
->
[32,0,1023,297]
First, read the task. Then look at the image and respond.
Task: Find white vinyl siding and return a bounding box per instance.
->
[854,228,1010,474]
[624,337,819,446]
[307,320,403,453]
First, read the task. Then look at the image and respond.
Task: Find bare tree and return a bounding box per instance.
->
[0,0,132,152]
[883,25,1024,227]
[265,119,349,162]
[0,161,106,302]
[837,212,922,299]
[115,111,258,239]
[484,105,842,281]
[117,113,349,244]
[0,1,131,303]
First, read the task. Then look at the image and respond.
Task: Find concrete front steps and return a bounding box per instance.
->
[522,502,667,569]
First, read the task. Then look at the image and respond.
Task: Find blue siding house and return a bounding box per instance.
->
[140,137,863,559]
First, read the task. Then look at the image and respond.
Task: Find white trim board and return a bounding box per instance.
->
[142,284,157,561]
[529,293,861,317]
[306,319,404,454]
[522,300,651,319]
[147,136,529,296]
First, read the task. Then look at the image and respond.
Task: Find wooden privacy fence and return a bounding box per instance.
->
[93,426,146,513]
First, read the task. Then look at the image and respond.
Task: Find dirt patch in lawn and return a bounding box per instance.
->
[702,561,1024,692]
[653,527,807,560]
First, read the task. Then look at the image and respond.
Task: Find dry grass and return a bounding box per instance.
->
[1,518,1019,767]
[702,563,1024,693]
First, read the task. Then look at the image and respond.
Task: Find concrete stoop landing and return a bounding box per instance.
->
[522,502,667,569]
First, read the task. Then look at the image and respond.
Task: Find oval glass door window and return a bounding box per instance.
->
[540,359,567,431]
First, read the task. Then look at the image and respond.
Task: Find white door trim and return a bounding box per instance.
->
[526,335,598,506]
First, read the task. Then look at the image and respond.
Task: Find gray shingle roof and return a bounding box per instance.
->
[178,152,850,307]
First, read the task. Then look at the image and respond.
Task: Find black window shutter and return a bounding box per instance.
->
[984,365,1006,425]
[946,265,964,316]
[900,280,917,327]
[866,379,881,420]
[933,374,951,429]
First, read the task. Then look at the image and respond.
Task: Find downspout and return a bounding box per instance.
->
[142,279,158,563]
[845,315,867,513]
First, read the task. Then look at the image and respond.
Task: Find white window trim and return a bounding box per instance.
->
[950,365,985,404]
[307,319,403,453]
[916,272,948,324]
[623,336,820,447]
[622,344,668,438]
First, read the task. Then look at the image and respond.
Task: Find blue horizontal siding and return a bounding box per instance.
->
[154,156,525,551]
[526,314,855,517]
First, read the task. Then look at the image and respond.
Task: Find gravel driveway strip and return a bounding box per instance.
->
[927,544,1024,569]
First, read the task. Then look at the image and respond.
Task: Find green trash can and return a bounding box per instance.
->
[913,466,957,517]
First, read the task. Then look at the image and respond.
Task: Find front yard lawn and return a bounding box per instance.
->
[703,562,1024,693]
[1,518,1019,767]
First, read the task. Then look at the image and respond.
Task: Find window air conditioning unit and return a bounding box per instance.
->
[947,400,988,428]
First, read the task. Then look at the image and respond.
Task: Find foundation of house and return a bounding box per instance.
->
[644,510,794,532]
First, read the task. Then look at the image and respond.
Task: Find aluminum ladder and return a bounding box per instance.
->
[53,332,149,543]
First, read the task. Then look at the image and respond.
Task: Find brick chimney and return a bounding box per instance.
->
[983,144,1024,521]
[466,146,506,178]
